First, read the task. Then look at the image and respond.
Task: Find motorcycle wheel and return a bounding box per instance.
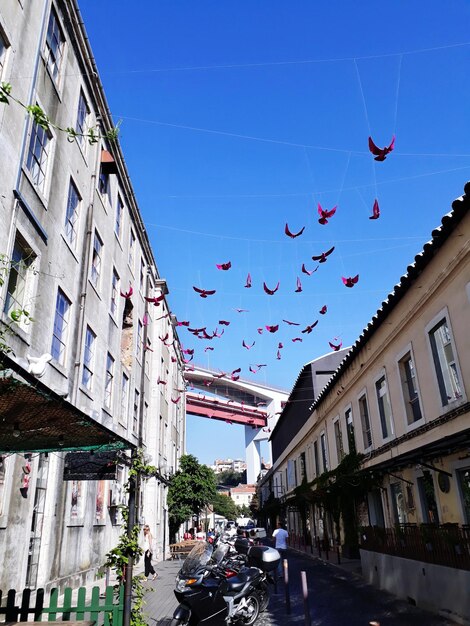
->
[257,582,270,612]
[239,594,260,626]
[169,619,189,626]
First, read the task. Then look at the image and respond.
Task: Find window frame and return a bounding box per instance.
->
[110,267,119,317]
[81,325,97,391]
[75,88,90,152]
[64,177,81,249]
[104,352,115,410]
[320,431,329,472]
[25,107,54,198]
[0,24,10,81]
[396,343,424,430]
[344,404,356,454]
[357,390,373,451]
[51,288,71,365]
[333,416,344,463]
[90,229,103,290]
[373,369,395,441]
[43,6,66,87]
[3,232,37,332]
[115,193,124,240]
[120,372,129,427]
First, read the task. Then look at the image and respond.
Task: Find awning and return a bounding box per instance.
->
[0,354,135,454]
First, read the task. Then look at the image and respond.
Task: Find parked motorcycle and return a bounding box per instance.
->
[171,539,280,626]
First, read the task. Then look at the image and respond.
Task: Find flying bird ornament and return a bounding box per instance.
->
[368,135,395,161]
[285,223,305,239]
[342,274,359,288]
[257,328,264,334]
[263,281,280,295]
[329,340,343,351]
[319,305,328,315]
[193,286,216,298]
[292,337,303,343]
[312,246,335,263]
[244,273,252,288]
[145,294,164,305]
[219,320,230,326]
[120,284,133,299]
[301,320,319,334]
[369,199,380,220]
[301,263,317,276]
[282,319,300,326]
[317,204,337,225]
[276,350,282,360]
[242,340,255,350]
[216,261,232,270]
[295,277,303,293]
[265,325,279,333]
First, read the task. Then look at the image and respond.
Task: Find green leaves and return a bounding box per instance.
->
[0,82,12,104]
[26,104,50,131]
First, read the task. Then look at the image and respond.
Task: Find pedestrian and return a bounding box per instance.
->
[142,525,158,580]
[273,521,289,575]
[195,525,206,541]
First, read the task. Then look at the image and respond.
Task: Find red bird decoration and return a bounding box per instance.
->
[292,337,303,343]
[265,325,279,333]
[157,377,166,385]
[120,284,133,299]
[182,348,194,355]
[329,340,343,351]
[171,396,181,404]
[278,342,283,349]
[145,294,164,305]
[204,346,214,352]
[285,223,305,239]
[312,246,335,263]
[213,371,227,379]
[176,320,190,326]
[263,281,280,295]
[319,305,327,315]
[342,275,359,288]
[368,135,395,161]
[242,340,255,350]
[249,365,261,373]
[193,286,216,298]
[231,367,241,381]
[244,273,252,288]
[295,277,302,293]
[142,312,149,326]
[283,319,300,326]
[216,261,232,271]
[318,204,337,225]
[256,364,267,368]
[219,320,230,326]
[369,199,380,220]
[301,263,317,276]
[301,320,318,334]
[276,350,282,360]
[235,308,249,313]
[257,328,263,334]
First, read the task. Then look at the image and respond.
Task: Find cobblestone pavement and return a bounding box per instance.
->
[142,549,457,625]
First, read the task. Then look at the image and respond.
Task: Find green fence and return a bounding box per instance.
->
[0,585,124,625]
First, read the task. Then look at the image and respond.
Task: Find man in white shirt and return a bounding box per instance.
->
[272,521,288,574]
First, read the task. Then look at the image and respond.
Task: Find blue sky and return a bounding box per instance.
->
[79,1,470,465]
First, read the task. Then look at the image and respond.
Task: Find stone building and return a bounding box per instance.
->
[0,0,185,591]
[257,186,469,620]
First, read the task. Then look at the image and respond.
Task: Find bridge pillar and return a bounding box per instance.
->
[245,427,262,484]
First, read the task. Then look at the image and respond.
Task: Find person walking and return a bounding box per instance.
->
[273,521,289,576]
[143,525,158,580]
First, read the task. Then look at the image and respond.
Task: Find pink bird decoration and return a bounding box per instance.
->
[249,365,259,373]
[278,342,283,349]
[142,312,149,326]
[144,343,153,352]
[301,263,317,276]
[312,246,335,263]
[295,277,302,293]
[263,281,280,295]
[216,261,232,270]
[145,294,164,305]
[120,284,133,299]
[231,367,241,381]
[319,305,327,315]
[171,356,177,363]
[292,337,303,343]
[329,340,343,351]
[159,333,169,343]
[368,135,395,161]
[257,328,264,334]
[219,320,230,326]
[204,347,214,352]
[282,319,300,326]
[318,204,337,225]
[256,364,267,368]
[276,350,282,360]
[369,199,380,220]
[171,396,181,404]
[301,320,319,334]
[244,273,252,288]
[182,348,194,355]
[285,223,305,239]
[157,377,166,385]
[193,286,216,298]
[242,340,255,350]
[213,371,227,379]
[235,308,249,313]
[176,320,190,326]
[342,274,359,288]
[265,325,279,333]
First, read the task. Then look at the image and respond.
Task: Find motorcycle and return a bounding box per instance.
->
[171,539,280,626]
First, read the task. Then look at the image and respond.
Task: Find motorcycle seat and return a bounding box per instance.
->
[225,568,260,592]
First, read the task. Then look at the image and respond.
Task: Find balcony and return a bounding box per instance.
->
[360,524,470,571]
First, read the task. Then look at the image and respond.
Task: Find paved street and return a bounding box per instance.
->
[140,548,456,625]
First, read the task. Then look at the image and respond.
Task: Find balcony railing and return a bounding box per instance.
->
[360,524,470,571]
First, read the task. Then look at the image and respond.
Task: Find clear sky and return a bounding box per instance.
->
[79,1,470,465]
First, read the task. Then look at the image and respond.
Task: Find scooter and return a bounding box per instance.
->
[171,540,279,626]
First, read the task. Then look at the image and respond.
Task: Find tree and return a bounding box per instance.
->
[211,491,239,520]
[167,454,217,542]
[215,470,244,487]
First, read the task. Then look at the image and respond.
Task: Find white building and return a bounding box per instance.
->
[0,0,185,591]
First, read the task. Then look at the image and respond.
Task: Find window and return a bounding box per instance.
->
[64,179,81,247]
[75,90,89,148]
[0,456,8,517]
[429,318,463,405]
[111,268,119,316]
[390,482,407,525]
[417,472,439,524]
[4,234,36,322]
[115,194,123,238]
[375,375,394,439]
[90,231,103,289]
[51,289,71,364]
[399,352,422,425]
[120,373,129,425]
[82,326,96,390]
[26,116,52,193]
[0,29,8,78]
[104,353,114,409]
[358,393,372,449]
[139,258,145,290]
[98,166,111,203]
[345,408,356,454]
[334,419,344,462]
[133,389,140,434]
[320,432,328,471]
[44,8,65,84]
[313,440,320,476]
[129,230,135,268]
[457,468,470,524]
[136,320,143,360]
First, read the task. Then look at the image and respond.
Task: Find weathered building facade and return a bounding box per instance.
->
[258,187,470,620]
[0,0,185,591]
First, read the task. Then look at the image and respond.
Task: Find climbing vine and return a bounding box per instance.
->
[0,82,120,144]
[0,254,34,359]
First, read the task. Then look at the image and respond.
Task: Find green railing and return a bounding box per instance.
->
[0,585,124,625]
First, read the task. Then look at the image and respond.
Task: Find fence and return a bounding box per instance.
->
[360,524,470,571]
[0,585,124,625]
